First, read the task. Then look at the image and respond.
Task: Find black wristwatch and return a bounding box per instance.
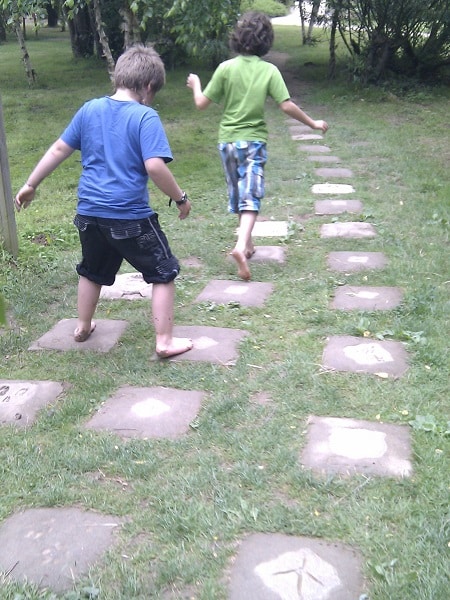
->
[169,191,188,207]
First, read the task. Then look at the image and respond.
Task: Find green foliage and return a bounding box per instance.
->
[329,0,450,82]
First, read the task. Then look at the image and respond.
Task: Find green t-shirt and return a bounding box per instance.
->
[203,54,290,143]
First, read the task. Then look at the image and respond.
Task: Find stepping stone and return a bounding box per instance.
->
[155,325,248,365]
[307,155,342,164]
[288,124,314,135]
[327,251,387,272]
[314,167,354,178]
[291,133,323,141]
[0,507,122,593]
[301,416,413,477]
[315,199,363,215]
[229,533,363,600]
[0,380,64,426]
[331,286,403,310]
[248,246,286,263]
[247,221,289,237]
[100,272,152,300]
[28,318,128,353]
[312,183,355,194]
[85,386,204,439]
[297,144,331,153]
[321,222,377,239]
[196,280,273,307]
[322,335,409,378]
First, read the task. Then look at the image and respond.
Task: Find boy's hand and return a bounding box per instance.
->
[177,198,191,220]
[15,184,35,212]
[314,120,329,134]
[186,73,200,90]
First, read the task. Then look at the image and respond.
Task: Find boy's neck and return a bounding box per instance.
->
[111,88,141,103]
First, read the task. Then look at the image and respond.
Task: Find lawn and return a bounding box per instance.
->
[1,25,449,599]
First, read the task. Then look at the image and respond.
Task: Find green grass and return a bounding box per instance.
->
[1,26,449,599]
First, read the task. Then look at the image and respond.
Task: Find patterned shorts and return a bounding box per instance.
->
[218,141,267,214]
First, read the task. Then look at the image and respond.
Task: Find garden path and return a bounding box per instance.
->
[0,48,413,599]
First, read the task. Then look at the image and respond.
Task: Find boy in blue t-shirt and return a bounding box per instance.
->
[15,45,193,358]
[187,11,328,280]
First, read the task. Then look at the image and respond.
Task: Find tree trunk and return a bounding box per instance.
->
[92,0,116,80]
[13,17,36,86]
[328,7,339,79]
[306,0,322,44]
[298,1,307,45]
[121,5,138,50]
[46,2,59,28]
[0,11,6,42]
[65,3,95,58]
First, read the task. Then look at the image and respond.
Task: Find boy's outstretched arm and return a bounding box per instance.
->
[15,138,75,211]
[279,99,328,134]
[145,157,191,220]
[186,74,211,110]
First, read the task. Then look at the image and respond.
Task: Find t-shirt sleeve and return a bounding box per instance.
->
[61,105,83,150]
[268,65,291,105]
[203,64,225,104]
[140,111,173,164]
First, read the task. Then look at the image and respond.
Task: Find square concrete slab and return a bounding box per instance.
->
[0,507,122,593]
[322,335,409,377]
[85,385,204,439]
[248,245,286,263]
[289,124,314,135]
[28,318,129,353]
[292,133,323,141]
[320,222,377,239]
[297,144,331,153]
[331,286,403,310]
[100,272,152,300]
[196,280,273,307]
[314,167,354,178]
[0,380,64,426]
[228,533,363,600]
[154,325,248,365]
[249,221,289,237]
[301,416,413,477]
[307,155,342,164]
[312,183,355,194]
[327,251,387,272]
[315,199,363,215]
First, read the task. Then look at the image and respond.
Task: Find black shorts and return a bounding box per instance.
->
[74,213,180,286]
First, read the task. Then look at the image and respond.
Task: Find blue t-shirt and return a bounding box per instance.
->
[61,97,172,219]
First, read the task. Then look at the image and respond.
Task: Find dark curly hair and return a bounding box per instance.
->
[229,11,274,57]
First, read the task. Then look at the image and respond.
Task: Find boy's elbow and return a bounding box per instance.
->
[195,96,211,110]
[279,100,292,114]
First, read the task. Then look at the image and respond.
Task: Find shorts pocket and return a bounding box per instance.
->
[252,166,265,199]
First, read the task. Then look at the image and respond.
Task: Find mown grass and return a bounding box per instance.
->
[1,25,449,600]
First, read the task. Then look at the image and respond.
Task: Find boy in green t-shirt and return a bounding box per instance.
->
[187,11,328,280]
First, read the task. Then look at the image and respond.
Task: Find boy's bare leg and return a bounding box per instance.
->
[75,275,101,341]
[231,210,257,280]
[152,281,193,358]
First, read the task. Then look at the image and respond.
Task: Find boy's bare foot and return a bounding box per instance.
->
[74,321,96,342]
[156,337,193,359]
[231,249,251,280]
[245,246,255,259]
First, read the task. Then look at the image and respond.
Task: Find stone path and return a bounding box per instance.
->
[0,51,413,599]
